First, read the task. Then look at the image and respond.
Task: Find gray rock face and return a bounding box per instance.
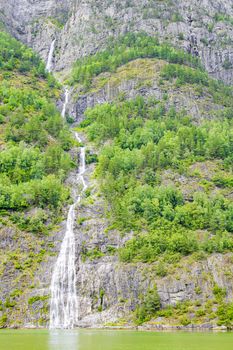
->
[1,0,233,83]
[75,254,233,327]
[0,0,71,62]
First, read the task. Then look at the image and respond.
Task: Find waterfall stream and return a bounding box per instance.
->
[61,88,70,119]
[46,39,56,72]
[49,89,87,329]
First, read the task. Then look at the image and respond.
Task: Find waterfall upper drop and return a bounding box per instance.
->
[49,91,87,329]
[61,89,70,119]
[46,39,56,72]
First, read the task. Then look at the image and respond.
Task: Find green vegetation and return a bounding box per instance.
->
[135,286,161,325]
[0,30,73,221]
[85,149,98,164]
[69,32,201,89]
[213,285,227,301]
[4,298,16,308]
[0,31,46,76]
[160,63,233,107]
[81,94,233,262]
[145,296,233,329]
[81,247,104,261]
[0,314,7,328]
[98,289,105,312]
[47,17,65,29]
[217,302,233,328]
[28,295,49,305]
[161,63,209,86]
[214,13,233,26]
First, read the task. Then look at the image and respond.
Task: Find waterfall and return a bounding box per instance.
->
[61,88,70,119]
[49,90,87,329]
[46,39,56,72]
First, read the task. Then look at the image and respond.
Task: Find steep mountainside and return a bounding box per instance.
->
[1,0,233,83]
[0,1,233,330]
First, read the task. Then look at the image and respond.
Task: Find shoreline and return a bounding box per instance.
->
[2,324,230,332]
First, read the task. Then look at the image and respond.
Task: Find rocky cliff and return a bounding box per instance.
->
[1,0,233,84]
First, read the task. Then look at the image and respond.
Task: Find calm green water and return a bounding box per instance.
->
[0,330,233,350]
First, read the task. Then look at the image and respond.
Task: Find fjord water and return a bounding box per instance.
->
[0,330,233,350]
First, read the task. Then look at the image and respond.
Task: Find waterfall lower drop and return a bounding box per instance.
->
[49,91,87,329]
[46,39,56,72]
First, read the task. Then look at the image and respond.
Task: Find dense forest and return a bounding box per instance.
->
[81,97,233,261]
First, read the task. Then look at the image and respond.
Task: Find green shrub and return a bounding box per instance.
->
[217,303,233,328]
[161,63,209,86]
[5,297,16,308]
[180,316,191,326]
[213,285,227,301]
[0,314,7,328]
[28,295,49,305]
[81,247,104,261]
[135,286,161,325]
[86,150,98,164]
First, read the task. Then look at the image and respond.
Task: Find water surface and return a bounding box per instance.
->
[0,329,233,350]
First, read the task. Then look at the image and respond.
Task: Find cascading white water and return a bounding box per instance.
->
[46,39,56,72]
[61,88,69,119]
[49,90,87,329]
